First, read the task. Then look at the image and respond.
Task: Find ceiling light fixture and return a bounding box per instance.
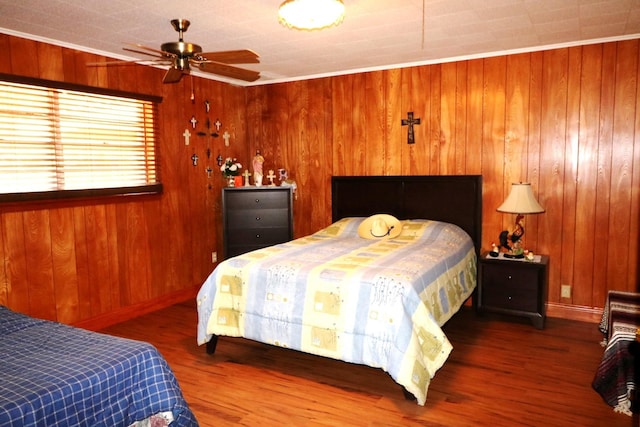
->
[278,0,345,31]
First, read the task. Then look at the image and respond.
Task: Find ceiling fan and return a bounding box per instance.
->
[98,19,260,83]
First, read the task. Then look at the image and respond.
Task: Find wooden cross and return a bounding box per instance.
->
[267,169,276,186]
[242,169,252,186]
[401,112,421,144]
[183,129,191,145]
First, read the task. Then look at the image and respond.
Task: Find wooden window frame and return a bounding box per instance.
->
[0,73,163,205]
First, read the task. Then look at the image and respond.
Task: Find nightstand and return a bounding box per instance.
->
[477,252,549,329]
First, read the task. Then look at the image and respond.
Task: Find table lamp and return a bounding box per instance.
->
[496,182,544,257]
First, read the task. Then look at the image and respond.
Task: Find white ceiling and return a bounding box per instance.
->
[0,0,639,86]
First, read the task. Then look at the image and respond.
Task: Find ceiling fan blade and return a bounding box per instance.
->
[163,67,184,84]
[198,49,260,64]
[124,43,173,58]
[197,61,260,82]
[87,58,171,67]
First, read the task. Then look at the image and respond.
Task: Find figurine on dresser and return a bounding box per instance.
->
[498,214,525,258]
[278,168,298,199]
[253,150,264,187]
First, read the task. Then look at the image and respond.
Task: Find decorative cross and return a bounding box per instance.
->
[267,169,276,186]
[401,112,421,144]
[242,169,252,186]
[191,154,198,166]
[183,129,191,145]
[223,131,230,147]
[190,116,198,129]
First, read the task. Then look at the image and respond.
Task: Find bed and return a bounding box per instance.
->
[197,175,482,405]
[0,305,198,426]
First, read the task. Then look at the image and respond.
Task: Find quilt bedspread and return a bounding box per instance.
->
[0,306,197,427]
[197,217,477,405]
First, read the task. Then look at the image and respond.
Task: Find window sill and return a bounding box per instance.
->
[0,184,163,209]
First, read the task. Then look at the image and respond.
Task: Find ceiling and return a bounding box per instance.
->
[0,0,639,86]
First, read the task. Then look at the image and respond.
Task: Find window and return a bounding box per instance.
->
[0,75,162,202]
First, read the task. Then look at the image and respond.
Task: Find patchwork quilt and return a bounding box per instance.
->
[197,217,477,405]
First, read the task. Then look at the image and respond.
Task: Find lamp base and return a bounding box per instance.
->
[503,253,525,259]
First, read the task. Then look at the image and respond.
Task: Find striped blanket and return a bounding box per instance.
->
[197,217,477,405]
[592,291,640,416]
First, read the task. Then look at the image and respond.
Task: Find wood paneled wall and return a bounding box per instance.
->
[0,35,248,326]
[0,34,638,325]
[246,40,640,316]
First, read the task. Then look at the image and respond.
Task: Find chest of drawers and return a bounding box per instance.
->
[477,252,549,329]
[222,187,293,258]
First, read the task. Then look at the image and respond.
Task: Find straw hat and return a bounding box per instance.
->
[357,214,402,239]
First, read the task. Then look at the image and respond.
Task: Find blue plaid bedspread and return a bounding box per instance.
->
[0,306,197,427]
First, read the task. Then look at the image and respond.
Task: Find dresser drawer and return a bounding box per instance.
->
[226,208,290,229]
[227,227,291,245]
[225,190,289,210]
[481,264,539,312]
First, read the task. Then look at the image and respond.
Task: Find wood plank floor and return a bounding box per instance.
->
[100,301,634,426]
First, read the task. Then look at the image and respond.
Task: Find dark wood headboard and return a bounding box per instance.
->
[331,175,482,253]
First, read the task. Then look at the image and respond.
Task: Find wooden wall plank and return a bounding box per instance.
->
[608,40,638,292]
[23,210,55,320]
[593,43,616,307]
[573,44,601,306]
[559,47,581,303]
[482,56,507,246]
[538,48,569,303]
[49,208,79,324]
[247,40,640,312]
[2,34,639,325]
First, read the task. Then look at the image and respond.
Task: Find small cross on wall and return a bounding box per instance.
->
[401,112,421,144]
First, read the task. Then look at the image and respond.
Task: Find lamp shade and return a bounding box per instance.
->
[278,0,345,31]
[497,183,544,214]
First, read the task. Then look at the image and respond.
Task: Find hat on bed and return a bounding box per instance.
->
[357,214,402,239]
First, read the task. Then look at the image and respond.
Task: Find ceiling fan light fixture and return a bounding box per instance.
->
[278,0,345,31]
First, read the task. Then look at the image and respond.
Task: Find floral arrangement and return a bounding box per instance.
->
[220,157,242,177]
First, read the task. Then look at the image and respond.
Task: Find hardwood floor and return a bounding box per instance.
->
[100,301,633,426]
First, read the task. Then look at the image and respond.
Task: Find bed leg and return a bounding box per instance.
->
[206,335,219,354]
[402,387,416,402]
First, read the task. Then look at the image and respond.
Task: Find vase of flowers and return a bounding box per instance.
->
[220,157,242,187]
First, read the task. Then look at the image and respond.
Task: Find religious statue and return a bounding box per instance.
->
[253,150,264,187]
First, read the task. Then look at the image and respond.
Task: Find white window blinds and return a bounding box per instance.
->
[0,80,159,196]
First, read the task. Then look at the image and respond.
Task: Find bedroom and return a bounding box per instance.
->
[0,1,638,425]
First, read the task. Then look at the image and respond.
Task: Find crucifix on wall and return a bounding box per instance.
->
[401,112,421,144]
